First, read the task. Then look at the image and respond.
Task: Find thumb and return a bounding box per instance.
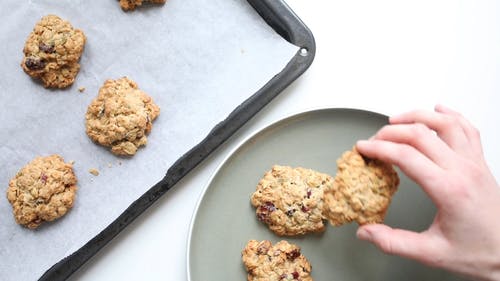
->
[356,224,441,265]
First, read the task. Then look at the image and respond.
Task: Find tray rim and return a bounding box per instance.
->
[39,1,316,280]
[186,107,388,281]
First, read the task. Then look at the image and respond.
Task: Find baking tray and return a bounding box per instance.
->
[39,0,315,280]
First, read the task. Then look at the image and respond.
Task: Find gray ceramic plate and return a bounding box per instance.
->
[187,108,464,281]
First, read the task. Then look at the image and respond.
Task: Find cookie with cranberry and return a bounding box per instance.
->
[37,62,81,89]
[251,165,334,236]
[21,15,86,88]
[242,240,313,281]
[85,77,160,156]
[323,147,399,226]
[119,0,166,11]
[6,155,78,229]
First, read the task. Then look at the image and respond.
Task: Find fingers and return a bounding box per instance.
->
[434,104,484,158]
[372,123,456,168]
[435,104,476,140]
[389,106,480,159]
[356,139,448,203]
[356,224,446,268]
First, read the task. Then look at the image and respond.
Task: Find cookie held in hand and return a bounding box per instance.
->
[323,147,399,226]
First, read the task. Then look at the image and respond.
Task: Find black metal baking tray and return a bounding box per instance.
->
[39,0,315,280]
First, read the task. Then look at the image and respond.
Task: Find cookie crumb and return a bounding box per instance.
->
[78,87,86,92]
[89,168,99,176]
[107,163,112,168]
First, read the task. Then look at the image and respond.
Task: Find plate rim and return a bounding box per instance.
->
[185,107,388,281]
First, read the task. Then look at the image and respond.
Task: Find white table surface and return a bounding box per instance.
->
[70,1,500,280]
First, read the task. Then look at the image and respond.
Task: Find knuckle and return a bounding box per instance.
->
[395,144,412,160]
[413,109,427,118]
[377,237,396,255]
[375,125,392,138]
[442,165,478,202]
[410,123,431,139]
[442,115,460,124]
[441,115,456,127]
[462,161,484,184]
[470,125,481,139]
[446,177,471,201]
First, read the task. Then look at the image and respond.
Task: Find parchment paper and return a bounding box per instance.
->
[0,0,298,280]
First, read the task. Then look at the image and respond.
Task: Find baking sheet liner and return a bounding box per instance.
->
[0,0,298,280]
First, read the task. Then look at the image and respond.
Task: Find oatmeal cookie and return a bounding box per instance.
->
[38,62,81,89]
[242,240,313,281]
[21,15,86,88]
[6,155,78,229]
[251,165,334,236]
[85,77,160,156]
[119,0,166,11]
[323,147,399,226]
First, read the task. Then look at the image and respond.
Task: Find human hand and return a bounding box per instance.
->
[355,105,500,281]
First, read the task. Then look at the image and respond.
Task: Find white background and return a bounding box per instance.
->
[70,0,500,280]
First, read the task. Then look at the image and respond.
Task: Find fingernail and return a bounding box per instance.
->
[356,140,370,148]
[356,228,372,241]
